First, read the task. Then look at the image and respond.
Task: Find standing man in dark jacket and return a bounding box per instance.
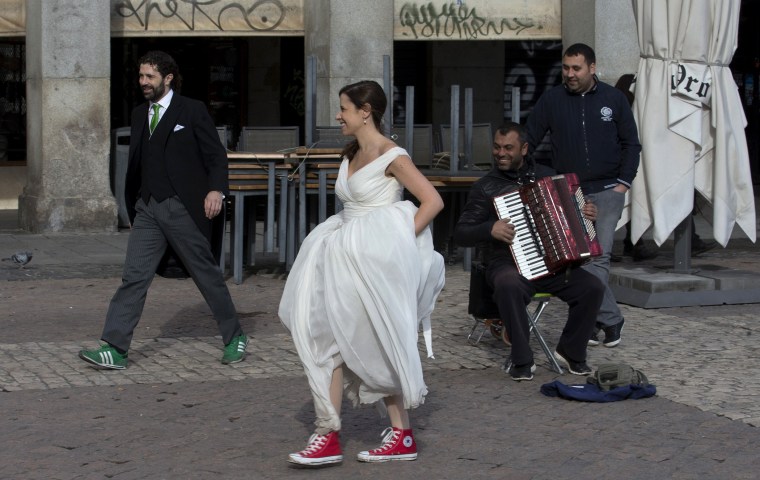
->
[79,51,247,369]
[454,122,604,381]
[526,43,641,348]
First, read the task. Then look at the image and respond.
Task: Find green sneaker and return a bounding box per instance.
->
[222,334,248,365]
[79,344,128,370]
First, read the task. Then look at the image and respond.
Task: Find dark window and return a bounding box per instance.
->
[0,40,26,164]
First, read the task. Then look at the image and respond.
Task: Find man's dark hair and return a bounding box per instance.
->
[563,43,596,65]
[138,50,182,91]
[495,121,527,145]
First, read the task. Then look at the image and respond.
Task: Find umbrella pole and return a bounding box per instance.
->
[672,217,693,273]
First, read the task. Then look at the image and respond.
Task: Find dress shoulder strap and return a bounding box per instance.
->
[374,146,409,169]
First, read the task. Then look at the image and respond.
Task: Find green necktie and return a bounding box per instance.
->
[149,103,161,134]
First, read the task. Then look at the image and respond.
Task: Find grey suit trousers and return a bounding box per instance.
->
[101,196,241,352]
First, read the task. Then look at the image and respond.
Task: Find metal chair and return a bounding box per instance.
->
[391,124,435,169]
[313,126,350,149]
[466,262,563,374]
[237,126,300,153]
[216,126,230,150]
[291,156,343,263]
[224,153,289,284]
[282,148,344,270]
[439,123,494,169]
[305,162,342,224]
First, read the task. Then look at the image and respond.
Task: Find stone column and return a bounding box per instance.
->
[562,0,640,84]
[304,0,394,127]
[19,0,116,232]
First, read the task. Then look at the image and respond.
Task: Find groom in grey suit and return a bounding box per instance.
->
[79,50,247,369]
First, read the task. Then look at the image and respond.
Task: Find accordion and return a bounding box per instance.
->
[492,173,602,280]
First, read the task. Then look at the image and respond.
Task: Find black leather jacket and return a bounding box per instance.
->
[454,161,555,265]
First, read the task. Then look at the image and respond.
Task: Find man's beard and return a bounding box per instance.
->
[143,82,166,101]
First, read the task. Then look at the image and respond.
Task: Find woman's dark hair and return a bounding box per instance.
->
[614,74,636,107]
[338,80,387,161]
[138,50,182,91]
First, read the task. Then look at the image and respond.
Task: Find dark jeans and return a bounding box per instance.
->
[486,257,604,366]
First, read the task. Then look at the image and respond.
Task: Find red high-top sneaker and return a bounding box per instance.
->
[356,427,418,462]
[288,431,343,466]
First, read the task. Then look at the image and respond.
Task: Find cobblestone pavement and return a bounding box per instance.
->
[2,231,760,479]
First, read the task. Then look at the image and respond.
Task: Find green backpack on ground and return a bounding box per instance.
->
[587,363,649,391]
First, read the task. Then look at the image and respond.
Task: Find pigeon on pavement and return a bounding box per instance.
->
[3,251,33,269]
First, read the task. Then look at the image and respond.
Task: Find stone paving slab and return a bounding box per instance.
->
[0,337,301,391]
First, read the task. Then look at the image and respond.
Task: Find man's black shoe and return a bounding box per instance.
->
[623,239,658,261]
[692,238,717,256]
[509,363,536,382]
[554,345,592,376]
[602,318,625,348]
[622,239,634,255]
[632,244,658,261]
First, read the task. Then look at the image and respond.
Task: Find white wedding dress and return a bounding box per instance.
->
[279,146,445,434]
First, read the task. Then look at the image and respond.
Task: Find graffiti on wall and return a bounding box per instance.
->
[1,0,560,39]
[111,0,304,36]
[395,0,560,41]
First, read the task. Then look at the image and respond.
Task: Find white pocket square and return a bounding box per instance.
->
[174,124,185,132]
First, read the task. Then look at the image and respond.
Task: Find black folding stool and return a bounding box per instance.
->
[467,262,563,374]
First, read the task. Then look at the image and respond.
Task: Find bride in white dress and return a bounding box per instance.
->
[280,80,445,466]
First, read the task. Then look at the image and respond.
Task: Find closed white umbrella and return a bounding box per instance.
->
[630,0,755,247]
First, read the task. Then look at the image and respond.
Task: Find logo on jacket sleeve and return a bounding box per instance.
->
[600,106,613,122]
